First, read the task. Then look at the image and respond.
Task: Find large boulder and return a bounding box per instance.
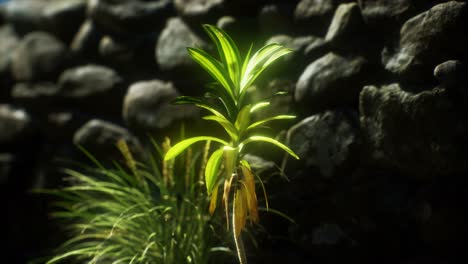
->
[295,52,369,114]
[11,31,69,82]
[359,83,468,177]
[286,110,361,179]
[382,1,468,83]
[123,80,199,136]
[87,0,173,34]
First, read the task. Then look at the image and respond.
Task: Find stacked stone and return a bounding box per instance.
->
[1,0,467,263]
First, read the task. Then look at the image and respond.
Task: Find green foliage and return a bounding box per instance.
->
[164,24,299,264]
[45,139,232,264]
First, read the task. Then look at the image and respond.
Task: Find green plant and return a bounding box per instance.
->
[45,139,231,264]
[164,24,299,264]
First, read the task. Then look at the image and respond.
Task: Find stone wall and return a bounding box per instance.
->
[1,0,467,263]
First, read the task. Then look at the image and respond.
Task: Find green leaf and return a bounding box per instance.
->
[250,102,270,113]
[203,115,239,142]
[164,136,228,161]
[223,146,238,180]
[187,47,236,101]
[234,105,251,135]
[205,148,224,194]
[241,136,299,160]
[203,24,242,90]
[246,115,296,132]
[240,44,293,92]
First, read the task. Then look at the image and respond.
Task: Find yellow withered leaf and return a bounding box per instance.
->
[209,184,219,215]
[223,176,234,230]
[241,164,258,223]
[234,188,247,238]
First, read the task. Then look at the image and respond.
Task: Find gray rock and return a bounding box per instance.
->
[156,17,207,73]
[58,64,122,98]
[433,60,466,89]
[57,65,124,114]
[286,110,361,178]
[73,119,142,160]
[123,80,199,134]
[42,0,87,42]
[357,0,418,33]
[383,2,468,82]
[11,82,61,111]
[1,0,47,34]
[304,37,330,63]
[325,2,367,51]
[295,52,368,114]
[87,0,173,34]
[98,34,157,72]
[359,83,468,177]
[0,104,32,144]
[70,20,102,58]
[0,25,19,100]
[174,0,225,25]
[294,0,337,35]
[11,31,68,82]
[0,25,19,75]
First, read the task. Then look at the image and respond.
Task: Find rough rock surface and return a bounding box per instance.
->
[155,17,207,73]
[287,110,361,179]
[11,32,68,82]
[294,0,337,35]
[87,0,173,34]
[123,80,199,135]
[382,1,468,82]
[295,52,368,113]
[73,119,141,160]
[359,83,468,177]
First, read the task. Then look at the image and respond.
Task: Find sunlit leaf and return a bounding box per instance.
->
[250,102,270,113]
[203,24,241,90]
[246,115,296,132]
[205,148,224,194]
[203,115,238,142]
[240,44,293,92]
[241,136,299,160]
[234,105,251,135]
[187,47,235,101]
[164,137,228,161]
